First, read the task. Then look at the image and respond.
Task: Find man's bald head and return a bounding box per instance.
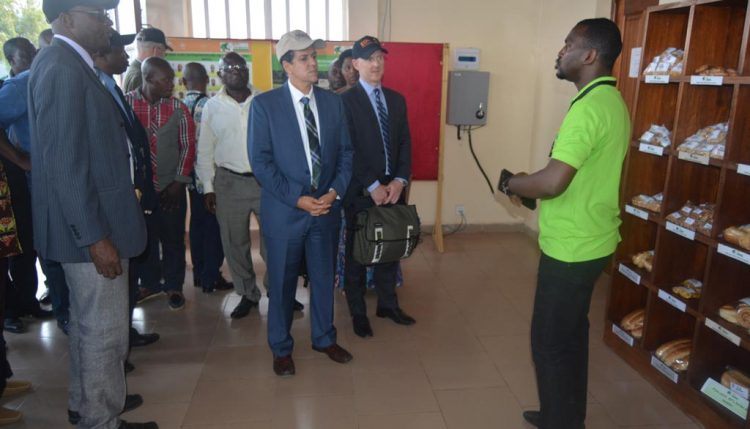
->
[182,62,208,92]
[142,56,175,100]
[142,56,173,80]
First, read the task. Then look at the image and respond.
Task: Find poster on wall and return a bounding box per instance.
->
[271,42,353,88]
[167,52,252,98]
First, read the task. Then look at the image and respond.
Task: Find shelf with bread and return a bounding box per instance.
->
[606,0,750,427]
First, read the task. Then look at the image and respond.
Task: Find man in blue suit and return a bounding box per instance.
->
[249,30,354,376]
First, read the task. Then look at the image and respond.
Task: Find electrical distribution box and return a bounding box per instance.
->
[447,71,489,126]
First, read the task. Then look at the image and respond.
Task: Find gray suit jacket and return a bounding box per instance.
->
[28,38,147,263]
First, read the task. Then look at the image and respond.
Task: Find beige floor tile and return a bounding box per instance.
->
[271,394,356,429]
[126,363,203,404]
[352,370,439,415]
[183,377,276,425]
[275,358,354,397]
[421,352,506,390]
[435,386,527,429]
[479,334,532,368]
[121,402,188,429]
[497,362,540,408]
[357,412,447,429]
[589,380,695,426]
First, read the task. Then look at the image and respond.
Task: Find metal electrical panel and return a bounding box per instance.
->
[447,71,489,126]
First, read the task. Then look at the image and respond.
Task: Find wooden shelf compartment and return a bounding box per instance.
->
[727,86,750,166]
[632,82,681,139]
[715,170,750,234]
[640,5,691,78]
[662,154,722,219]
[672,84,733,145]
[607,273,650,347]
[643,290,698,352]
[700,248,750,351]
[684,0,747,76]
[688,322,750,424]
[616,213,660,261]
[652,226,710,306]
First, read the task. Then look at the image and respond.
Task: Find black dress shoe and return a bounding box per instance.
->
[214,276,233,291]
[119,421,159,429]
[293,299,304,312]
[312,343,353,364]
[130,332,160,347]
[124,360,135,374]
[3,318,25,334]
[522,410,540,427]
[230,296,257,319]
[375,307,416,325]
[69,394,144,424]
[352,314,373,338]
[40,290,51,305]
[273,355,295,376]
[28,307,54,319]
[57,319,69,335]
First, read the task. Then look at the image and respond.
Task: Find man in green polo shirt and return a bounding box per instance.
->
[503,18,630,429]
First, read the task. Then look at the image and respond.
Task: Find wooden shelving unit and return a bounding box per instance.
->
[605,1,750,427]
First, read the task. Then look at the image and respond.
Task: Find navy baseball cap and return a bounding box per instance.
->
[352,36,388,60]
[110,31,135,47]
[136,27,173,51]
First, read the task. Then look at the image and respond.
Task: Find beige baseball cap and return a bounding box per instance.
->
[276,30,326,60]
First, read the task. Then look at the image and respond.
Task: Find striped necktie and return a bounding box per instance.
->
[301,96,321,190]
[373,88,390,174]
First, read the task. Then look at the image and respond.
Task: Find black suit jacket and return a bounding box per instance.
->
[112,84,157,212]
[341,82,411,206]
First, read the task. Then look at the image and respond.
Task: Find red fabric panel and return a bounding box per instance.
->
[381,42,443,181]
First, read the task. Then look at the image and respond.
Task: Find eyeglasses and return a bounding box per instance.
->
[220,64,248,73]
[68,8,111,21]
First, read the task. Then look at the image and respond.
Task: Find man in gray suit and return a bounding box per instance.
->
[29,1,157,428]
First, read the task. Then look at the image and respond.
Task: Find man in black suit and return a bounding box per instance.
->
[341,36,415,338]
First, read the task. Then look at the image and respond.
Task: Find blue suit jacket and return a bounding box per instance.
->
[249,83,353,239]
[28,39,147,263]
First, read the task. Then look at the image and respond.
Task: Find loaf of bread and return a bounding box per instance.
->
[639,124,672,148]
[721,368,750,400]
[718,297,750,330]
[643,48,684,76]
[632,193,662,213]
[656,339,691,372]
[724,225,750,251]
[621,308,645,331]
[672,278,702,300]
[694,64,738,77]
[632,250,654,272]
[676,122,728,161]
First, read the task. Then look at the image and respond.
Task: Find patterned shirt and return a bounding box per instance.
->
[182,90,210,192]
[125,89,196,191]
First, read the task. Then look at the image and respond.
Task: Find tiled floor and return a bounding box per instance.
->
[3,231,704,428]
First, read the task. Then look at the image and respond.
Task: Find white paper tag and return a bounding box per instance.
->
[738,164,750,176]
[731,383,750,401]
[639,143,665,156]
[645,75,670,84]
[690,75,724,86]
[618,263,641,285]
[629,47,642,78]
[678,150,710,165]
[701,377,749,419]
[658,289,687,312]
[612,324,635,346]
[667,222,696,241]
[705,318,742,346]
[718,244,750,266]
[625,204,650,220]
[651,355,680,383]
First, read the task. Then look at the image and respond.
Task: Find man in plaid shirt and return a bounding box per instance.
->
[126,57,196,311]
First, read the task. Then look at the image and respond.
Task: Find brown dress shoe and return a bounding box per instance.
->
[273,355,295,376]
[312,343,353,364]
[0,407,22,425]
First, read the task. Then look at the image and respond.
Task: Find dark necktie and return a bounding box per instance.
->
[373,88,390,174]
[301,96,321,190]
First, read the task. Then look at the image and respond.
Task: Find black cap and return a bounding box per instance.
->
[110,31,135,47]
[43,0,119,23]
[352,36,388,60]
[136,27,173,51]
[339,49,353,61]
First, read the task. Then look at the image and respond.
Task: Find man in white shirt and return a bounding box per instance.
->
[196,52,279,318]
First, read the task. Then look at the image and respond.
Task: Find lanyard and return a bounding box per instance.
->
[549,79,617,156]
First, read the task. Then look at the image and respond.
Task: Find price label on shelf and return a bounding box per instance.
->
[658,289,687,312]
[612,324,635,346]
[618,263,641,285]
[700,378,749,420]
[690,75,724,86]
[625,204,649,221]
[705,318,742,346]
[738,164,750,176]
[651,355,680,383]
[666,222,696,241]
[678,150,710,165]
[645,75,670,84]
[718,244,750,266]
[638,142,665,156]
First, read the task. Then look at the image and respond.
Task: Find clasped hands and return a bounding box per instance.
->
[297,190,337,216]
[370,180,404,206]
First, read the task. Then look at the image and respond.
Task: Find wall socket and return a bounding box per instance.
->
[455,205,465,217]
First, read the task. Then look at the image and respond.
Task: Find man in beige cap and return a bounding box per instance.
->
[249,30,353,376]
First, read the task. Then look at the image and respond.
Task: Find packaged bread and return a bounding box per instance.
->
[721,367,750,400]
[724,225,750,250]
[667,201,715,234]
[655,338,692,371]
[719,297,750,330]
[676,122,728,160]
[639,125,672,148]
[632,250,654,272]
[672,278,702,299]
[643,48,684,76]
[620,308,645,331]
[631,192,663,213]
